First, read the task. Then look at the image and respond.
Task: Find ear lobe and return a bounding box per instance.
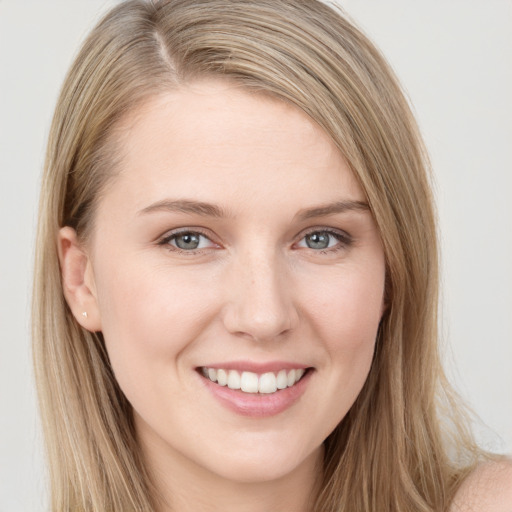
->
[58,226,102,332]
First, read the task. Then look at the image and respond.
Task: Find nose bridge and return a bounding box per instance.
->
[222,245,297,341]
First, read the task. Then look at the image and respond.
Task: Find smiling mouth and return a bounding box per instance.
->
[199,367,309,394]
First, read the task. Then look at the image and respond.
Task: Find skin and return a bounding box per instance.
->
[450,460,512,512]
[59,80,387,511]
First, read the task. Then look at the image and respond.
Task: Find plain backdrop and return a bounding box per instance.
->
[0,1,510,510]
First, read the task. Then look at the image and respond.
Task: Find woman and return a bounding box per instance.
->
[32,0,511,510]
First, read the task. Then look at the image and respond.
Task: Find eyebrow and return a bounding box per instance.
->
[296,200,370,221]
[137,198,369,219]
[138,199,227,218]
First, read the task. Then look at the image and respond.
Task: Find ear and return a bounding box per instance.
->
[58,226,102,332]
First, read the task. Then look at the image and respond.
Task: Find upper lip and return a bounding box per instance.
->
[197,360,311,373]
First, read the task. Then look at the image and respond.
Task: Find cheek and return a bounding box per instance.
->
[93,259,219,389]
[304,264,385,347]
[300,264,384,402]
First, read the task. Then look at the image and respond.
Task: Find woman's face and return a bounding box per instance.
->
[78,80,385,484]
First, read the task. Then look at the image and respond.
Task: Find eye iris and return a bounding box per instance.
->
[306,232,330,249]
[175,233,200,250]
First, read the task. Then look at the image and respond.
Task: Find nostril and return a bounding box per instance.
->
[222,307,298,342]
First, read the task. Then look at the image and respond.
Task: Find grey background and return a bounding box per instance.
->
[1,1,510,510]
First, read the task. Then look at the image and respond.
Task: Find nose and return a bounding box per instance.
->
[221,249,299,342]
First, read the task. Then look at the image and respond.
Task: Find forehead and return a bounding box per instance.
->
[121,81,337,160]
[101,80,364,218]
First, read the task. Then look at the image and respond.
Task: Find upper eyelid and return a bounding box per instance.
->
[156,226,353,247]
[158,229,220,254]
[157,228,218,249]
[292,228,354,254]
[158,227,213,241]
[296,226,352,241]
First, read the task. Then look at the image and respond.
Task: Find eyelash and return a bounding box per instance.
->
[158,228,216,253]
[297,229,353,254]
[157,228,353,254]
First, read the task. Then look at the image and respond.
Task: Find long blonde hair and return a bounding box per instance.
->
[33,1,483,510]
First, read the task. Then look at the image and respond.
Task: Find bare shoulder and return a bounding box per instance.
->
[450,458,512,512]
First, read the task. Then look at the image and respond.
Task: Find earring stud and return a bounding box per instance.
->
[82,311,88,319]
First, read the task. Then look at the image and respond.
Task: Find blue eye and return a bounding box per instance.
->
[297,230,350,251]
[161,231,215,251]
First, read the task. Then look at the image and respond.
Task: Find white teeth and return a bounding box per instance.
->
[201,367,307,394]
[276,369,288,389]
[258,372,277,394]
[240,371,259,393]
[227,370,241,390]
[217,369,228,386]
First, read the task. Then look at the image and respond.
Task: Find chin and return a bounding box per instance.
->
[200,439,322,484]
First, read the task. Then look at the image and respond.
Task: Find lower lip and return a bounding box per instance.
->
[199,369,313,418]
